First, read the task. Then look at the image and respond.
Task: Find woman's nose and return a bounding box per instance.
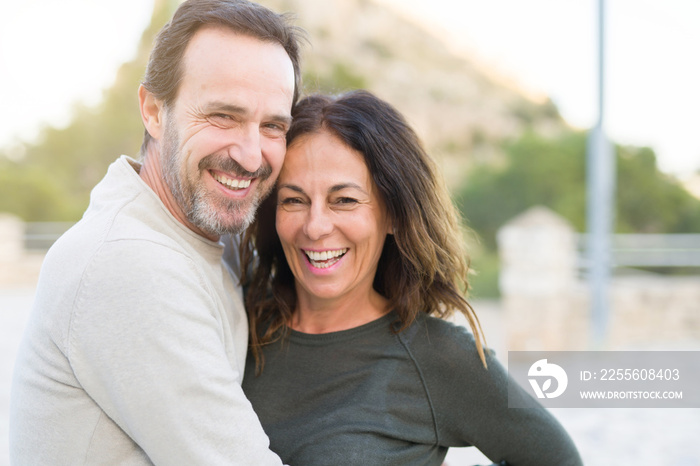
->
[303,205,334,240]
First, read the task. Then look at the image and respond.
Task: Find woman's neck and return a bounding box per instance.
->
[291,289,390,334]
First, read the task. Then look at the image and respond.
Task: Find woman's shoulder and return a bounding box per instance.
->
[396,313,509,417]
[398,313,492,370]
[403,313,478,348]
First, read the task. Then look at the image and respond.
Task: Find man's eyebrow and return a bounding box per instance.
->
[206,102,292,125]
[270,114,293,126]
[206,102,247,114]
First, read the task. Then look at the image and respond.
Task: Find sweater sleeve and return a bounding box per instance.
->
[67,239,283,465]
[402,317,583,466]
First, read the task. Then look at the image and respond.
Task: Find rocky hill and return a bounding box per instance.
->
[257,0,567,183]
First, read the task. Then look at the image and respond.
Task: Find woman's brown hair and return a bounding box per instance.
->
[242,90,487,372]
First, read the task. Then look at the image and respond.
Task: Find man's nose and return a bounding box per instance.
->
[229,125,262,173]
[303,205,334,241]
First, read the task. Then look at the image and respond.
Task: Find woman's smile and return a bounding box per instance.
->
[302,248,349,270]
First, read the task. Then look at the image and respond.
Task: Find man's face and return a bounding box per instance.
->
[160,26,295,238]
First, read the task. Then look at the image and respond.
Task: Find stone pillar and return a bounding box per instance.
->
[0,213,24,263]
[497,206,588,350]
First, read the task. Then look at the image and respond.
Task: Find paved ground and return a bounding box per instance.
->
[2,288,699,465]
[1,287,34,466]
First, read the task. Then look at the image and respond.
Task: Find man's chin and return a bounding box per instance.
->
[190,205,256,237]
[186,185,265,236]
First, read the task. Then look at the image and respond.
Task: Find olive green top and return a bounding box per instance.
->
[243,311,582,466]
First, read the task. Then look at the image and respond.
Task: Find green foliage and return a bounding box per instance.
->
[467,247,501,299]
[511,97,561,126]
[0,2,172,222]
[363,39,393,60]
[456,130,700,251]
[616,145,700,233]
[303,61,368,94]
[456,131,587,250]
[454,130,700,296]
[0,160,83,221]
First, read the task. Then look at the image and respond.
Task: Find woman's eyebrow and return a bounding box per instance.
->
[329,183,367,195]
[277,184,305,194]
[278,182,368,195]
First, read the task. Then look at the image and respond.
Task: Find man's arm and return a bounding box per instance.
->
[68,240,283,465]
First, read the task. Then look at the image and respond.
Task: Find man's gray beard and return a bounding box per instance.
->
[160,118,267,237]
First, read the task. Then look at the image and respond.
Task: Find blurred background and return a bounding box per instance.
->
[1,0,699,464]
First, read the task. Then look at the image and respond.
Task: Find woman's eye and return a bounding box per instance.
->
[332,197,360,210]
[278,197,307,211]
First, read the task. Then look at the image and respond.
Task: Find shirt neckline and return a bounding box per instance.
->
[288,311,398,344]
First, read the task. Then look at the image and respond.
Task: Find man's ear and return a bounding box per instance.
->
[138,84,165,140]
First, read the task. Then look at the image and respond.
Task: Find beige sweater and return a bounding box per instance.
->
[10,156,282,465]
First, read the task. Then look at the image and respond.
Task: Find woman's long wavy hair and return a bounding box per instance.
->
[241,90,487,372]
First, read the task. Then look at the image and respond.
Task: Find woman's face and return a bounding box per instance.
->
[275,130,391,307]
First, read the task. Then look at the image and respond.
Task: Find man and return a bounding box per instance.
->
[9,1,303,464]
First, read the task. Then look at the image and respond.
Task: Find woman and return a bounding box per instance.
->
[240,90,582,465]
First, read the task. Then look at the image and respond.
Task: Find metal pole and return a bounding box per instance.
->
[586,0,615,348]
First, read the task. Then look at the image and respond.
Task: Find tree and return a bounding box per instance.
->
[0,1,173,222]
[454,130,700,296]
[456,131,586,250]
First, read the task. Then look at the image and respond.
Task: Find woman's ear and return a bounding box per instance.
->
[138,84,165,140]
[386,218,395,236]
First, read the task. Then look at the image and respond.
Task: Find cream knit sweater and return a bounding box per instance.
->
[10,156,282,465]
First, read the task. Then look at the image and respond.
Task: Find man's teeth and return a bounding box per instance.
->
[213,172,251,190]
[304,249,348,268]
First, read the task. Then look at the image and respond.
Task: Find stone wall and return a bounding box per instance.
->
[497,206,700,350]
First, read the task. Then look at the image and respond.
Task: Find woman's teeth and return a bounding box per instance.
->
[213,172,251,190]
[304,249,348,268]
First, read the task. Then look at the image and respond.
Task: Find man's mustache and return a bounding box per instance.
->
[199,154,273,179]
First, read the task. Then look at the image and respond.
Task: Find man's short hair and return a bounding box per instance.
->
[140,0,304,153]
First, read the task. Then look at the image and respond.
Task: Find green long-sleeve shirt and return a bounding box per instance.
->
[243,311,582,466]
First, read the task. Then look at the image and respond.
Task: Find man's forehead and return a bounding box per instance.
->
[166,29,294,121]
[179,26,294,98]
[182,26,287,72]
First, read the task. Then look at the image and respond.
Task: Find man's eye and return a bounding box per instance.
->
[208,114,236,126]
[262,123,288,137]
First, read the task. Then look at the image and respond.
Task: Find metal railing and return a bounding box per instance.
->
[577,234,700,269]
[23,222,76,251]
